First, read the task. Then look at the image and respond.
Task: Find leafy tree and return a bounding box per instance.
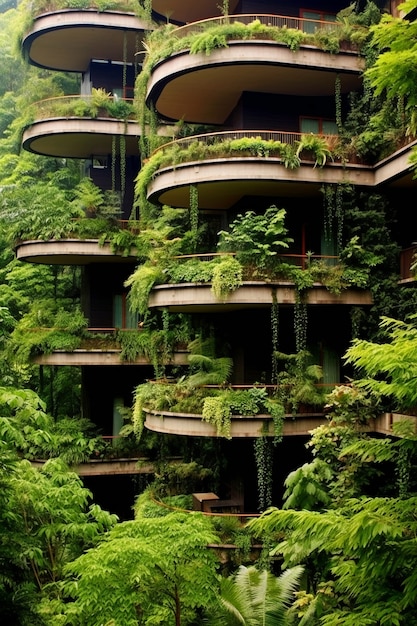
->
[249,314,417,625]
[250,496,417,626]
[0,453,116,625]
[366,0,417,135]
[0,386,103,463]
[63,511,220,626]
[344,315,417,410]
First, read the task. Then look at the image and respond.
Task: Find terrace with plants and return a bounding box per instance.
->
[27,89,136,123]
[9,178,141,256]
[126,203,381,317]
[131,336,330,441]
[17,0,152,35]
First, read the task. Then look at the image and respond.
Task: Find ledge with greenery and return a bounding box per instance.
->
[9,178,141,257]
[131,338,330,440]
[136,11,371,101]
[126,205,379,315]
[27,90,136,123]
[17,0,154,44]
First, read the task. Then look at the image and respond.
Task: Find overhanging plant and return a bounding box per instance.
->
[275,350,326,413]
[296,133,333,167]
[211,255,243,300]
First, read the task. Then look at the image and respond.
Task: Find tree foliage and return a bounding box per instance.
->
[63,512,220,626]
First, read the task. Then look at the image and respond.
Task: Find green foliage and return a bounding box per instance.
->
[211,255,243,300]
[124,264,164,316]
[250,495,417,625]
[283,459,333,511]
[296,133,333,167]
[345,316,417,411]
[0,456,116,623]
[209,563,304,626]
[218,206,293,272]
[275,350,326,413]
[187,336,233,387]
[0,386,104,463]
[8,301,87,362]
[64,512,220,625]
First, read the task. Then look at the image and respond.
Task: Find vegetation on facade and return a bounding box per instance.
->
[2,1,417,624]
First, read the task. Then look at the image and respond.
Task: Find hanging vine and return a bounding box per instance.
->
[189,184,199,234]
[335,184,344,252]
[396,443,411,499]
[111,135,117,191]
[335,74,342,132]
[271,288,279,384]
[294,299,308,353]
[322,184,335,242]
[120,134,126,200]
[161,307,170,376]
[254,436,273,512]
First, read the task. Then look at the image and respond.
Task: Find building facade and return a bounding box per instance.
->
[17,0,417,515]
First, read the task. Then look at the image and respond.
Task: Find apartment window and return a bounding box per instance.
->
[113,87,134,100]
[91,156,108,169]
[300,9,336,33]
[300,117,338,135]
[113,294,138,329]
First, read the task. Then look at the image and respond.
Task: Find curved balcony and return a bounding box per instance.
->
[23,6,150,72]
[30,328,189,366]
[149,282,372,313]
[15,239,138,265]
[146,251,373,312]
[22,95,139,157]
[145,15,364,124]
[144,408,326,438]
[14,219,140,264]
[141,130,374,210]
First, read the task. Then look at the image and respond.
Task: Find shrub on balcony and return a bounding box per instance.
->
[9,303,87,362]
[217,205,293,272]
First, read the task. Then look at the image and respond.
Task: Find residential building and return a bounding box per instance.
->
[16,0,417,516]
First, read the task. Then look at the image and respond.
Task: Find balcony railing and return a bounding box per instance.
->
[152,130,337,155]
[175,13,339,37]
[174,252,339,271]
[28,95,136,122]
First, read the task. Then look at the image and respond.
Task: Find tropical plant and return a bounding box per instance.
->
[275,350,326,413]
[344,315,417,411]
[0,456,116,624]
[218,205,293,273]
[208,564,304,626]
[0,386,104,463]
[296,133,333,167]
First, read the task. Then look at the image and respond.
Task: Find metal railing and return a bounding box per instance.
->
[150,129,340,157]
[173,13,352,40]
[174,252,339,269]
